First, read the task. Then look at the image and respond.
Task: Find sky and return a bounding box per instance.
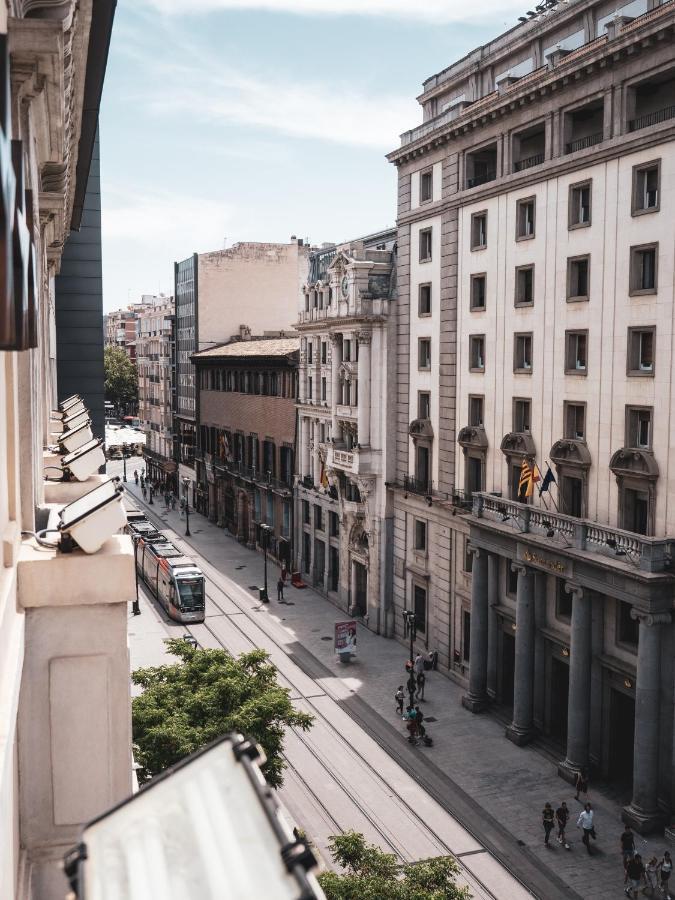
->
[99,0,527,311]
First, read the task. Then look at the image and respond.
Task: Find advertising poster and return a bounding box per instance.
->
[334,620,357,655]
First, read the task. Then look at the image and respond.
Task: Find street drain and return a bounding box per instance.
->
[424,716,437,723]
[235,565,246,570]
[321,636,332,641]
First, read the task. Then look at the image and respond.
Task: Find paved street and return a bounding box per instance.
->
[116,464,670,900]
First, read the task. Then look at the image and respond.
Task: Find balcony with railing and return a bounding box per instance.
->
[466,142,497,188]
[627,68,675,132]
[512,123,545,173]
[471,492,673,574]
[564,98,604,154]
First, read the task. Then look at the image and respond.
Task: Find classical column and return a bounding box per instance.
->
[356,331,371,447]
[330,333,341,440]
[559,583,591,780]
[313,420,321,486]
[623,611,670,833]
[462,547,489,712]
[506,563,535,745]
[301,416,310,478]
[486,553,499,699]
[299,339,307,402]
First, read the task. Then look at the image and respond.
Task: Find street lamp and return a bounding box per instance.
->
[122,443,128,483]
[402,609,417,713]
[183,476,191,537]
[260,523,272,603]
[132,537,141,616]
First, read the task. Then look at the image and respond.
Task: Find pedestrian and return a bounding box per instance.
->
[542,802,555,847]
[142,484,147,500]
[171,493,177,510]
[620,824,635,868]
[405,706,418,742]
[416,669,426,702]
[625,853,646,898]
[140,474,145,489]
[658,851,673,899]
[414,706,425,740]
[576,802,596,855]
[277,577,284,602]
[395,685,405,716]
[574,767,589,802]
[413,652,424,679]
[179,497,185,518]
[645,856,658,897]
[281,563,288,583]
[164,490,171,510]
[148,486,154,505]
[133,469,138,485]
[555,801,569,847]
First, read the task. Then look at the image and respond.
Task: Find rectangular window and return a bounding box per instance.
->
[622,487,650,536]
[569,180,592,228]
[314,505,324,531]
[618,600,639,646]
[413,585,427,634]
[467,456,483,496]
[515,265,534,307]
[321,377,326,401]
[255,490,262,521]
[514,333,533,374]
[565,330,588,374]
[567,255,590,301]
[307,376,312,399]
[564,401,586,440]
[464,539,474,573]
[415,444,430,489]
[308,342,313,364]
[627,327,655,376]
[556,580,572,620]
[418,283,432,316]
[632,160,660,215]
[630,244,658,294]
[471,211,487,250]
[561,473,584,517]
[303,500,310,524]
[420,168,433,203]
[516,197,536,239]
[462,610,471,662]
[414,519,427,552]
[507,563,518,595]
[418,391,431,420]
[282,502,291,538]
[266,492,274,526]
[470,274,486,311]
[626,406,652,449]
[513,397,531,433]
[469,335,485,372]
[321,341,327,363]
[418,338,431,370]
[330,512,340,537]
[343,339,351,362]
[419,228,432,262]
[469,394,484,427]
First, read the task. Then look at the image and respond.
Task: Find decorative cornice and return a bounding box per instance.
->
[409,418,434,440]
[609,447,659,481]
[550,438,592,469]
[630,610,672,626]
[458,424,488,450]
[500,431,536,458]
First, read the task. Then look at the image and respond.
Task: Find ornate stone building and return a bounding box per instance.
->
[388,0,675,831]
[193,338,298,567]
[294,230,397,633]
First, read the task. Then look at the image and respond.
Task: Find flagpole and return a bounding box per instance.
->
[544,459,563,513]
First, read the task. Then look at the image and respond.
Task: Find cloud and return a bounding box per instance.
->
[142,0,525,25]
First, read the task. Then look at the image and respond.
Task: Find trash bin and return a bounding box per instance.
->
[259,588,269,603]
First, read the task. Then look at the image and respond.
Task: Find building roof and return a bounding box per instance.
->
[192,337,299,361]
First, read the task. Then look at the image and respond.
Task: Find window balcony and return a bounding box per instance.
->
[403,474,432,496]
[628,68,675,132]
[564,99,604,154]
[512,123,545,173]
[466,143,497,189]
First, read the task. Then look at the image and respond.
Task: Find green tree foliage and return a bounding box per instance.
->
[132,640,313,787]
[104,345,138,410]
[318,832,471,900]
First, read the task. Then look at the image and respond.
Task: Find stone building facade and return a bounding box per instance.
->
[192,338,298,566]
[388,0,675,831]
[294,231,397,633]
[135,295,176,488]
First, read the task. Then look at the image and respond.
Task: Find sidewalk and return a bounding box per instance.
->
[125,478,661,900]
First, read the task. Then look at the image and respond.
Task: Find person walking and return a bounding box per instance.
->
[574,767,589,802]
[555,801,570,847]
[620,824,635,868]
[148,486,154,505]
[625,854,646,898]
[133,469,138,485]
[542,802,555,847]
[416,669,426,702]
[171,493,177,510]
[140,473,145,490]
[395,685,405,716]
[414,706,425,740]
[277,577,285,602]
[658,851,673,899]
[576,803,596,854]
[142,483,147,500]
[413,652,424,679]
[645,856,659,897]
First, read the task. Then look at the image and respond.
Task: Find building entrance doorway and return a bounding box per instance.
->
[239,493,250,544]
[549,658,569,746]
[314,538,325,587]
[353,561,367,616]
[500,630,515,708]
[609,688,635,784]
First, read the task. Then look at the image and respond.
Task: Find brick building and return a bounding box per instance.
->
[192,338,298,566]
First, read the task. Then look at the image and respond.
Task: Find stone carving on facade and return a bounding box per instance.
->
[348,521,370,560]
[609,447,659,481]
[500,431,537,459]
[458,425,489,450]
[409,418,434,440]
[550,438,592,469]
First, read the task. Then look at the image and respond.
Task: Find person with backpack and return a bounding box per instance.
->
[395,686,405,716]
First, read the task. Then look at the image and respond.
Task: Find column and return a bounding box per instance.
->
[486,553,499,699]
[313,420,321,487]
[356,331,371,447]
[301,416,310,478]
[506,563,535,745]
[623,612,670,833]
[330,333,341,439]
[559,584,591,779]
[462,547,489,712]
[299,339,307,402]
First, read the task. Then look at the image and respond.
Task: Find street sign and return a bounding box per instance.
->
[334,620,357,656]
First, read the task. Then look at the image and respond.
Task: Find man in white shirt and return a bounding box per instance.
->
[577,803,596,854]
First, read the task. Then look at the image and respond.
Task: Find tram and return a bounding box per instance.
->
[135,535,206,624]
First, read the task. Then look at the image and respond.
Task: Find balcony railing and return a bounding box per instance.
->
[467,171,496,189]
[565,132,603,154]
[628,104,675,132]
[333,450,354,470]
[471,491,674,573]
[513,153,544,172]
[403,475,432,496]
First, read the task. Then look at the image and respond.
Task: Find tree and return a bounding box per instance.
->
[318,832,471,900]
[104,345,137,412]
[131,639,313,787]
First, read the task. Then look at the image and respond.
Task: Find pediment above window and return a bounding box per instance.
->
[500,431,536,458]
[409,418,434,440]
[550,438,591,469]
[458,425,488,450]
[609,447,659,481]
